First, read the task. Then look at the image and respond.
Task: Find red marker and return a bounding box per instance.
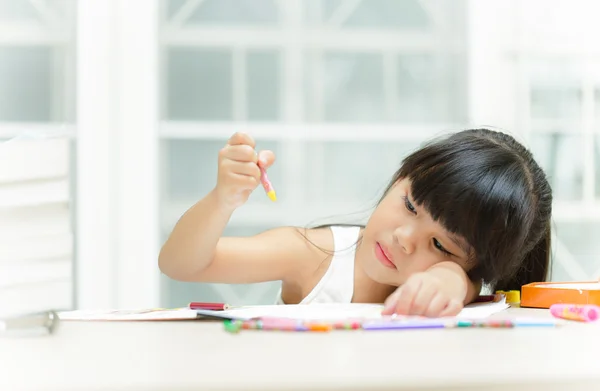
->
[473,295,496,303]
[189,302,230,311]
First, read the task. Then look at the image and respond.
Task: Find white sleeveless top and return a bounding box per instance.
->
[275,225,361,304]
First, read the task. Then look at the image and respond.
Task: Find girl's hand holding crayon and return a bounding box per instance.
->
[216,132,276,211]
[382,271,464,317]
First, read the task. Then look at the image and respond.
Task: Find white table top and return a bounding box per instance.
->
[1,307,600,391]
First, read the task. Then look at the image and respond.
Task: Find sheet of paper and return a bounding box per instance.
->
[213,299,509,321]
[58,308,198,321]
[216,303,384,321]
[456,299,509,319]
[58,298,509,322]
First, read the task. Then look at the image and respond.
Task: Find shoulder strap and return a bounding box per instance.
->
[301,226,359,303]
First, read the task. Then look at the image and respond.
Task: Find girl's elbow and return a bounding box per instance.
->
[158,250,174,278]
[158,248,210,282]
[158,247,186,281]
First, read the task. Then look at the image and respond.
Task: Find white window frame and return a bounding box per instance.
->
[158,0,470,230]
[76,0,160,309]
[73,0,600,310]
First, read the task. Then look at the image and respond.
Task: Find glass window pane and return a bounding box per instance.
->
[528,60,582,121]
[161,139,283,210]
[0,1,39,21]
[553,221,600,281]
[396,54,465,123]
[160,277,281,307]
[595,87,600,128]
[306,0,432,30]
[247,51,280,121]
[594,135,600,198]
[165,0,278,25]
[162,140,220,203]
[344,0,430,29]
[165,0,186,17]
[0,47,63,122]
[530,132,583,201]
[531,87,581,121]
[305,140,421,205]
[0,0,72,22]
[316,52,385,122]
[549,260,571,282]
[306,52,465,123]
[596,88,600,197]
[166,48,232,120]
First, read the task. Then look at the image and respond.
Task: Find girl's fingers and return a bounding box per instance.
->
[221,144,257,163]
[439,299,463,317]
[382,288,402,315]
[408,283,438,316]
[385,278,422,315]
[229,173,259,190]
[424,294,449,318]
[227,132,255,148]
[257,150,276,168]
[223,161,261,180]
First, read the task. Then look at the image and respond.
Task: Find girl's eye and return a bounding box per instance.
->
[403,196,416,214]
[433,238,452,257]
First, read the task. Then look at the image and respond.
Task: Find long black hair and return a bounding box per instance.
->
[306,128,553,291]
[385,128,552,290]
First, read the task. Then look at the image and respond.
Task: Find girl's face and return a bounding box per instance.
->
[357,178,472,286]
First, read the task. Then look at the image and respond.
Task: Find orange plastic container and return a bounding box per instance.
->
[521,281,600,309]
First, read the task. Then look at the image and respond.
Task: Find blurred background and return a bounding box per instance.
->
[1,0,600,315]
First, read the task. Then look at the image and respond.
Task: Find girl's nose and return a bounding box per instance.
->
[393,225,416,255]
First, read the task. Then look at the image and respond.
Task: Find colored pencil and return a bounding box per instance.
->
[223,317,560,333]
[362,319,446,330]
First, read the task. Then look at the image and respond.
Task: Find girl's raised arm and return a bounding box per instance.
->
[158,132,332,285]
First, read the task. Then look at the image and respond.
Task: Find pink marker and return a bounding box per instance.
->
[259,165,277,202]
[254,150,277,202]
[550,304,600,322]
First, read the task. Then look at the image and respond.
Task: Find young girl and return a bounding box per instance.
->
[159,128,552,317]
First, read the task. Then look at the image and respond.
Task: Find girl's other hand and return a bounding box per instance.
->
[382,272,464,318]
[215,132,275,211]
